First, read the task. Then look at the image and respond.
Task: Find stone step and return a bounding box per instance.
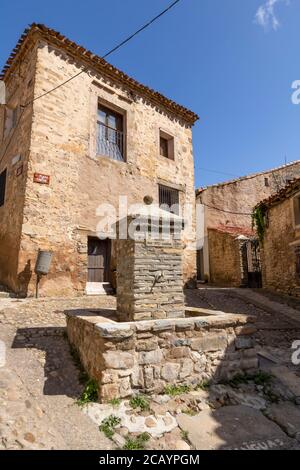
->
[85,282,114,296]
[0,292,10,298]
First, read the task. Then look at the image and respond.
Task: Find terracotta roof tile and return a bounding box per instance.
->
[196,160,300,195]
[0,23,199,125]
[209,225,255,238]
[256,177,300,210]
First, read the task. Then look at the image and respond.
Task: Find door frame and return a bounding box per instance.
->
[87,237,111,283]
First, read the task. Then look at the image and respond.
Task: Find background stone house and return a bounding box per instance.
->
[196,161,300,287]
[0,24,198,297]
[255,178,300,297]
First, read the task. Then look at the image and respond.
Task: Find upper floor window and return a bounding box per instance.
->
[96,104,125,161]
[159,130,174,160]
[0,169,7,207]
[264,177,269,187]
[159,184,179,215]
[294,195,300,227]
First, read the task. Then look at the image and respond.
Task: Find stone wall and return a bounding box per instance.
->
[261,197,300,297]
[0,42,38,293]
[117,232,185,322]
[207,229,242,286]
[196,162,300,282]
[8,38,196,297]
[66,312,258,402]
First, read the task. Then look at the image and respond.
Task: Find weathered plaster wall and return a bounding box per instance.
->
[0,43,37,293]
[66,313,258,401]
[261,197,300,296]
[18,40,196,296]
[196,162,300,282]
[207,229,242,286]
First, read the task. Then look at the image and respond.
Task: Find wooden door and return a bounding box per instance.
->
[88,238,110,282]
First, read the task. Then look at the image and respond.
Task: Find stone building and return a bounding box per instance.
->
[0,24,198,297]
[196,161,300,286]
[255,178,300,297]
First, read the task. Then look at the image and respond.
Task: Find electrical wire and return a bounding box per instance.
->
[0,0,182,166]
[28,0,182,106]
[200,202,252,216]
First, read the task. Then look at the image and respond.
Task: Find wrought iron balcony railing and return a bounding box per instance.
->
[96,121,125,161]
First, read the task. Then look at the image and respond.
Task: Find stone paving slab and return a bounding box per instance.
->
[177,405,294,450]
[265,402,300,439]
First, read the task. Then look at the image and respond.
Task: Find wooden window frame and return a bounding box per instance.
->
[96,102,126,162]
[0,168,7,208]
[159,129,175,161]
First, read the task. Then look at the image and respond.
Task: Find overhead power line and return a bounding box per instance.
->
[201,202,252,216]
[0,0,182,166]
[28,0,182,106]
[198,167,239,178]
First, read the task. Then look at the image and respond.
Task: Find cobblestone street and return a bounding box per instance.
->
[0,289,300,450]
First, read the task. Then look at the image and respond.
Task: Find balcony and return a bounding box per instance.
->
[96,121,125,162]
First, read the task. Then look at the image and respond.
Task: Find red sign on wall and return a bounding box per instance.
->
[33,173,50,185]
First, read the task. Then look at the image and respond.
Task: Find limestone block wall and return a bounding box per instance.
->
[207,229,242,286]
[261,198,300,297]
[0,43,38,293]
[117,235,185,321]
[15,40,196,297]
[66,313,258,402]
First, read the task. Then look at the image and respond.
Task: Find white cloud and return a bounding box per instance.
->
[255,0,289,31]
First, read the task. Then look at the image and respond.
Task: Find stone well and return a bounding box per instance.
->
[116,208,185,322]
[66,209,258,401]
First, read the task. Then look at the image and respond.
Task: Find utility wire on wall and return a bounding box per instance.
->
[0,0,182,166]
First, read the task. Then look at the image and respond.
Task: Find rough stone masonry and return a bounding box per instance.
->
[66,312,258,401]
[116,212,185,322]
[67,212,258,401]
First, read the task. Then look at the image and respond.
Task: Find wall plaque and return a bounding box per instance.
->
[33,173,50,185]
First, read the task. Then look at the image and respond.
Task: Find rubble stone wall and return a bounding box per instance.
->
[0,43,38,293]
[261,197,300,297]
[207,229,242,286]
[66,313,258,402]
[14,40,196,297]
[117,235,185,321]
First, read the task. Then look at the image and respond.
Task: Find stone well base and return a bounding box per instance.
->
[66,310,258,402]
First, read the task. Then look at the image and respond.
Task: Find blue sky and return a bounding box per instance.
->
[1,0,299,188]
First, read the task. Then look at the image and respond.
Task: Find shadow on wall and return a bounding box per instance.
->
[17,260,32,297]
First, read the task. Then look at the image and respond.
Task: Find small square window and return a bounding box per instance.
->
[0,169,7,207]
[159,130,174,160]
[294,196,300,227]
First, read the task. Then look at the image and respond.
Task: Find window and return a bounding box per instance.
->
[159,130,174,160]
[0,169,7,207]
[159,184,179,215]
[294,196,300,227]
[296,247,300,277]
[96,104,125,161]
[264,177,269,187]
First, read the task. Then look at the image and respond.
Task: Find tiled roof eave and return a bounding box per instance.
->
[255,178,300,210]
[0,23,199,126]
